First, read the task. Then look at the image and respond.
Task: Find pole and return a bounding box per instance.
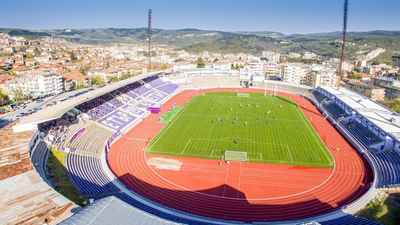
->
[148,9,152,73]
[264,81,266,96]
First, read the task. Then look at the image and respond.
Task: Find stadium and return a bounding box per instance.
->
[2,72,400,224]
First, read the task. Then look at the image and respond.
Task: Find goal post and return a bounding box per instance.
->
[224,151,248,162]
[237,93,250,98]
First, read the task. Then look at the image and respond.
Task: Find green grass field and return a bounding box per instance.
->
[147,92,334,168]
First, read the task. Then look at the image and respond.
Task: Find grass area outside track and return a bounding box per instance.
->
[47,149,87,207]
[147,92,334,168]
[355,193,400,225]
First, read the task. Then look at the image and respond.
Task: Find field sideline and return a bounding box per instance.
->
[147,91,334,168]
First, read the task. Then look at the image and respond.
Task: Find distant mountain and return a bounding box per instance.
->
[307,30,400,38]
[231,31,285,39]
[0,28,51,39]
[180,34,280,55]
[1,28,399,65]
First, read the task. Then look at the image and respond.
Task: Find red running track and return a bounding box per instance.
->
[108,88,373,222]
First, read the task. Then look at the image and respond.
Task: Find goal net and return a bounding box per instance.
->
[224,151,248,162]
[237,93,250,98]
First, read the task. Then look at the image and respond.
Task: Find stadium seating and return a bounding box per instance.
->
[147,77,167,88]
[156,83,179,94]
[65,123,114,157]
[368,149,400,188]
[312,91,329,104]
[30,141,52,187]
[324,103,349,120]
[66,153,120,195]
[341,120,382,149]
[319,214,380,224]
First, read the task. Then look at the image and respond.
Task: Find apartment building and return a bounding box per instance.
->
[281,63,308,85]
[5,70,63,99]
[345,82,385,101]
[307,66,337,88]
[262,51,280,64]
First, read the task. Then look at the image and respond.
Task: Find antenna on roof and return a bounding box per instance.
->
[148,9,152,73]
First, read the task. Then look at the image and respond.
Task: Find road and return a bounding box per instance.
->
[0,88,93,129]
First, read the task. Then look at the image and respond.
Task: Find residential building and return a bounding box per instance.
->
[288,52,301,58]
[281,63,309,85]
[262,51,280,64]
[370,77,400,87]
[5,70,63,99]
[302,51,318,59]
[34,53,51,64]
[307,66,337,88]
[63,71,90,91]
[344,82,385,101]
[247,57,266,75]
[239,66,254,87]
[213,60,232,71]
[382,85,400,100]
[265,63,278,77]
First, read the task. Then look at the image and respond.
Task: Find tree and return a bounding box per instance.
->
[213,58,219,63]
[0,90,9,106]
[107,76,119,83]
[78,67,84,74]
[197,57,205,68]
[105,61,110,69]
[119,72,133,81]
[354,66,361,72]
[69,51,75,63]
[160,64,167,70]
[11,87,24,101]
[91,76,105,86]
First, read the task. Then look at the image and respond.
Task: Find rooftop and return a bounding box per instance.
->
[321,86,400,139]
[0,123,76,224]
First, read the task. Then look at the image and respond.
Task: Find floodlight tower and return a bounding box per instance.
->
[148,9,152,72]
[338,0,348,85]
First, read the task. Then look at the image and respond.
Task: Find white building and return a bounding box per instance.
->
[281,63,308,85]
[307,66,337,88]
[6,70,63,99]
[265,63,278,77]
[326,58,353,72]
[247,57,266,75]
[213,60,231,71]
[262,51,280,64]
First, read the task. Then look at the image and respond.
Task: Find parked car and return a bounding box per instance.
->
[34,107,42,111]
[27,109,36,114]
[36,99,44,103]
[45,103,53,107]
[14,113,27,119]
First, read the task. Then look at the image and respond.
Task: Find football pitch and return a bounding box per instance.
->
[147,92,334,168]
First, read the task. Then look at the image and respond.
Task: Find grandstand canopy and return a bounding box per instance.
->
[14,71,164,130]
[321,86,400,139]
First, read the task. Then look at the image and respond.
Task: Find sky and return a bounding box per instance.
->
[1,0,399,35]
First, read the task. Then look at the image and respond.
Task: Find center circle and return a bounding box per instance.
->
[225,112,261,123]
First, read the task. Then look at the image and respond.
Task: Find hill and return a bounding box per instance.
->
[1,28,399,65]
[180,34,280,55]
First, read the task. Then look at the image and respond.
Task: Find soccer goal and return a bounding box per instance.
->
[224,151,248,162]
[237,93,250,98]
